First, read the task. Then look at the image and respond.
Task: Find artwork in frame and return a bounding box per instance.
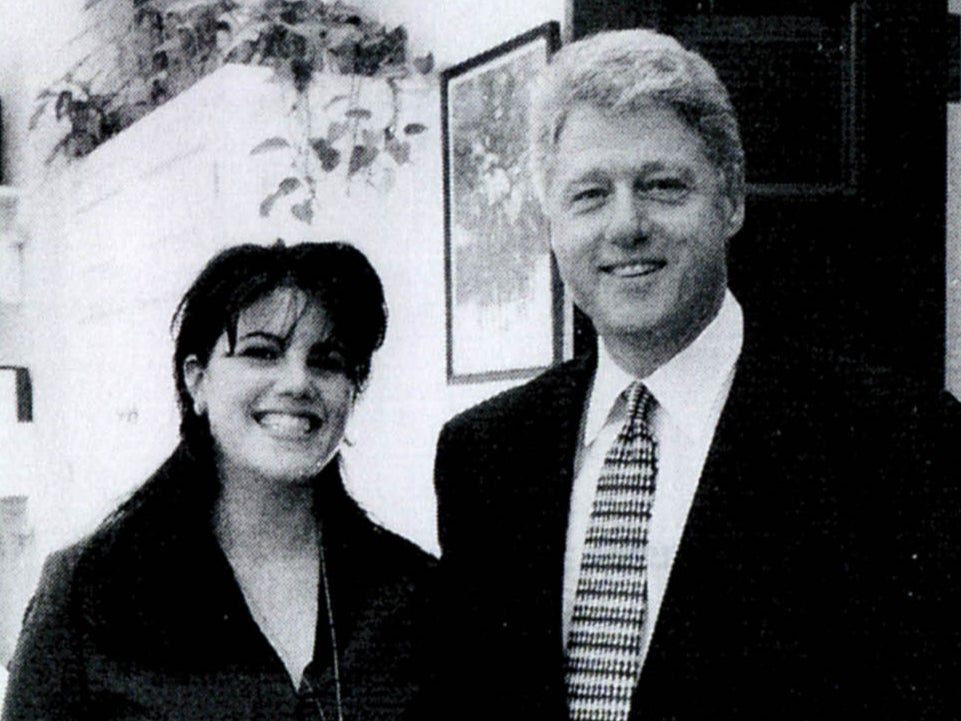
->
[442,22,564,383]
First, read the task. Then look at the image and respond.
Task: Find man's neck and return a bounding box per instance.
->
[600,297,724,379]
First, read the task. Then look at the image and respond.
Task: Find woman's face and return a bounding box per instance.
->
[184,287,356,487]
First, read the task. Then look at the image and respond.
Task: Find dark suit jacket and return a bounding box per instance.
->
[432,323,958,720]
[2,445,436,721]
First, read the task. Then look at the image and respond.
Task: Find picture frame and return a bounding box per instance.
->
[0,367,32,423]
[442,21,564,383]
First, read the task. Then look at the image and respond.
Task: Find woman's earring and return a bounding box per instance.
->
[193,400,205,416]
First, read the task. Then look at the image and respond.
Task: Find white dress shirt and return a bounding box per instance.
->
[562,291,744,668]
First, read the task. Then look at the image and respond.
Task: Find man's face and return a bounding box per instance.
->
[546,103,743,351]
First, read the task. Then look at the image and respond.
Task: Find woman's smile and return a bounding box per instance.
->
[185,287,356,486]
[253,410,323,439]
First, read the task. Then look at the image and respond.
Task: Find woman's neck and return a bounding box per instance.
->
[214,472,319,559]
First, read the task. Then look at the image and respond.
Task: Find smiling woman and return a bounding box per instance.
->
[2,242,435,721]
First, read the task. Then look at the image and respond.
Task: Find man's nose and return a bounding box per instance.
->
[606,188,651,246]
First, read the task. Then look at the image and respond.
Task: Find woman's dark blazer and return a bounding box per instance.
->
[2,444,436,721]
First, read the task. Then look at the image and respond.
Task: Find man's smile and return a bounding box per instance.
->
[599,259,667,277]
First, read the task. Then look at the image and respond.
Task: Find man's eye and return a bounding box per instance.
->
[568,187,607,207]
[638,177,691,201]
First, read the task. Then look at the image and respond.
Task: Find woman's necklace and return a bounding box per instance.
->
[292,524,345,721]
[218,507,345,720]
[317,526,344,721]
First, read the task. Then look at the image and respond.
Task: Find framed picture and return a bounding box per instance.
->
[442,22,564,383]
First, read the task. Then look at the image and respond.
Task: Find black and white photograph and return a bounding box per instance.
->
[0,1,960,719]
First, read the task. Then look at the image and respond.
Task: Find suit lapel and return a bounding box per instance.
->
[632,328,785,715]
[504,356,596,685]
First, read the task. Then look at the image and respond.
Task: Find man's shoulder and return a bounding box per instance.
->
[441,356,593,439]
[734,326,941,458]
[740,324,920,406]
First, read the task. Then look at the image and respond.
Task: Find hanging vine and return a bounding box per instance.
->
[34,0,434,222]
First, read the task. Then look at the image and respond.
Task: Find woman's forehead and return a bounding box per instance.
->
[234,286,332,340]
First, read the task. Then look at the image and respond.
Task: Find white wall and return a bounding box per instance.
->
[0,0,571,551]
[0,0,572,671]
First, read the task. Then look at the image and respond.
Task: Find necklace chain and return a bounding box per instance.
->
[317,526,344,721]
[223,521,344,721]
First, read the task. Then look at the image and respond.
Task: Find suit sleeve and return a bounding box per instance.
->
[433,421,461,557]
[2,549,86,721]
[423,419,481,720]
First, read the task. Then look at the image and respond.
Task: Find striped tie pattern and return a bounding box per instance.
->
[566,382,658,721]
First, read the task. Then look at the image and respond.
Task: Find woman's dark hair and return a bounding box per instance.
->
[96,240,385,536]
[172,240,387,450]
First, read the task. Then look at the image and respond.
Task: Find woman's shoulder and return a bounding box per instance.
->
[362,516,438,575]
[41,446,217,614]
[321,463,437,580]
[340,500,437,578]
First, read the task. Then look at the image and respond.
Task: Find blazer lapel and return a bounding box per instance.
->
[502,356,596,695]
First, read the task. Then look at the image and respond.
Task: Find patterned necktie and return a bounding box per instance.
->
[566,381,658,721]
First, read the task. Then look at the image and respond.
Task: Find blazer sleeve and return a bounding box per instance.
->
[2,548,86,721]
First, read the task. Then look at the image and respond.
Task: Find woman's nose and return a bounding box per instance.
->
[274,356,316,397]
[606,189,651,247]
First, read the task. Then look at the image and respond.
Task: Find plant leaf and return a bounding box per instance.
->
[290,199,314,224]
[310,137,341,171]
[29,101,49,130]
[345,108,372,120]
[278,176,302,194]
[413,52,434,74]
[55,91,73,121]
[361,128,377,147]
[44,135,70,165]
[324,94,350,110]
[348,145,379,175]
[404,123,427,136]
[259,192,278,217]
[251,136,290,154]
[385,137,410,165]
[327,121,349,142]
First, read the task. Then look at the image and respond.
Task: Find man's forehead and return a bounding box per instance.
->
[552,104,711,176]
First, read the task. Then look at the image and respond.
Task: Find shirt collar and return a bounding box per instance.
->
[583,290,744,444]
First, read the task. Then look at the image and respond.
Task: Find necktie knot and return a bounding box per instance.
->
[623,382,656,440]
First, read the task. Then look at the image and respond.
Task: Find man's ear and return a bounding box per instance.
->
[725,196,745,237]
[183,355,207,415]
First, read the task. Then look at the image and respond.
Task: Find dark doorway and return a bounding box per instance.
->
[572,1,951,391]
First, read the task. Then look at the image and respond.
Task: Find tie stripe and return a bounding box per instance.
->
[566,382,658,721]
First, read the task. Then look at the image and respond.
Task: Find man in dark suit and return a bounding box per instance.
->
[431,29,956,720]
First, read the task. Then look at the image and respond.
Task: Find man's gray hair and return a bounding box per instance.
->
[530,29,745,204]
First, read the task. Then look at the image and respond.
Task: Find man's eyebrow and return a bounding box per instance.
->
[561,161,684,188]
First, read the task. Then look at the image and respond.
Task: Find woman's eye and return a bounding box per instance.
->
[310,352,347,373]
[239,345,279,361]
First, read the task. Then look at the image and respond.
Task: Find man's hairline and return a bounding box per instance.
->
[536,100,745,211]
